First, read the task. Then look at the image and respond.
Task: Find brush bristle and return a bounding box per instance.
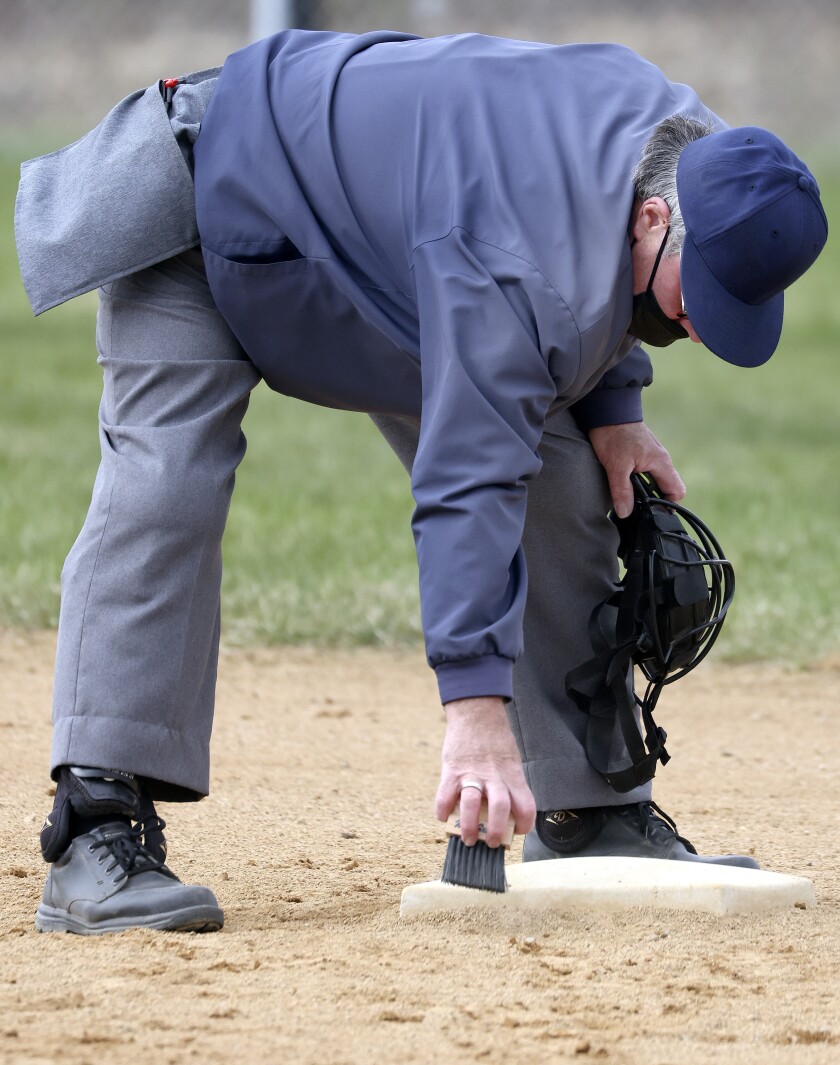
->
[440,836,507,893]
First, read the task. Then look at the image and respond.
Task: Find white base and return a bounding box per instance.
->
[399,857,815,918]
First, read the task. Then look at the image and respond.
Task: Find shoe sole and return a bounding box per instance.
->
[522,835,759,868]
[34,903,224,935]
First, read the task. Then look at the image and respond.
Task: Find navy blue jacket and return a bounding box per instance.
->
[193,30,715,702]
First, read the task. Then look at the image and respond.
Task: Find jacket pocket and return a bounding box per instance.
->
[200,248,421,415]
[204,238,304,266]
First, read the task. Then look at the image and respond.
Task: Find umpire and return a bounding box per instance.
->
[16,30,827,933]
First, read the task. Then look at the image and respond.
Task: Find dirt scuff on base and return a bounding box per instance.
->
[1,630,838,1064]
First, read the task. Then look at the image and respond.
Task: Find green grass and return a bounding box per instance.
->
[1,143,838,662]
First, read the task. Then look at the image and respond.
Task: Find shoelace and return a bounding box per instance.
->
[88,816,172,882]
[636,801,698,855]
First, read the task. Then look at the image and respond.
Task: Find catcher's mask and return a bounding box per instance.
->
[566,473,734,793]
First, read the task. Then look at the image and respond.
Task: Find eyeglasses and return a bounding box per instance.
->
[676,283,688,322]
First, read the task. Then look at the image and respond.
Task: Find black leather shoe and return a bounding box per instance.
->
[522,801,759,869]
[36,821,224,935]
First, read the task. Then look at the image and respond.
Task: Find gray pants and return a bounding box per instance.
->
[51,248,651,809]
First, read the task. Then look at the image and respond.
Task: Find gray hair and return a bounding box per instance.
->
[633,114,717,257]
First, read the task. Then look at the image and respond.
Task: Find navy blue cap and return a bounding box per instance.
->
[677,127,828,367]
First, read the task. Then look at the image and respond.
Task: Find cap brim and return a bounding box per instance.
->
[680,234,783,368]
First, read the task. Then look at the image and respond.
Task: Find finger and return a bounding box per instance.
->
[607,468,635,519]
[644,455,686,502]
[508,781,537,836]
[434,774,461,823]
[455,786,483,846]
[483,784,512,848]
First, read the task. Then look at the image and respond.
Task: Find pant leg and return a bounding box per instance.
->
[369,408,652,810]
[510,409,651,809]
[51,248,261,800]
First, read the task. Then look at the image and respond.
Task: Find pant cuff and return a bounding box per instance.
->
[51,714,209,801]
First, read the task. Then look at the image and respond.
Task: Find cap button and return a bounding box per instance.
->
[798,175,810,190]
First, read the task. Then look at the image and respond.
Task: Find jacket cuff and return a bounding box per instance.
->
[434,655,514,704]
[570,385,644,431]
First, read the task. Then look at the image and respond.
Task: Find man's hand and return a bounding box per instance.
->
[588,421,686,518]
[435,696,536,847]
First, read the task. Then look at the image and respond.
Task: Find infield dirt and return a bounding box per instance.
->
[1,629,838,1064]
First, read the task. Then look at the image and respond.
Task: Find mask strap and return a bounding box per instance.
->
[646,227,671,294]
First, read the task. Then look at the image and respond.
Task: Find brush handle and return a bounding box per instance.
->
[445,800,515,849]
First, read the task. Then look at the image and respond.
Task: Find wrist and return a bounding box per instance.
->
[443,695,507,721]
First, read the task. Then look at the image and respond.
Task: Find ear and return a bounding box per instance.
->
[631,197,672,243]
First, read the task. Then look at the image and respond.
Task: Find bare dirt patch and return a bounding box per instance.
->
[1,629,838,1064]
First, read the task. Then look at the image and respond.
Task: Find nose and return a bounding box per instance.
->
[684,321,703,344]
